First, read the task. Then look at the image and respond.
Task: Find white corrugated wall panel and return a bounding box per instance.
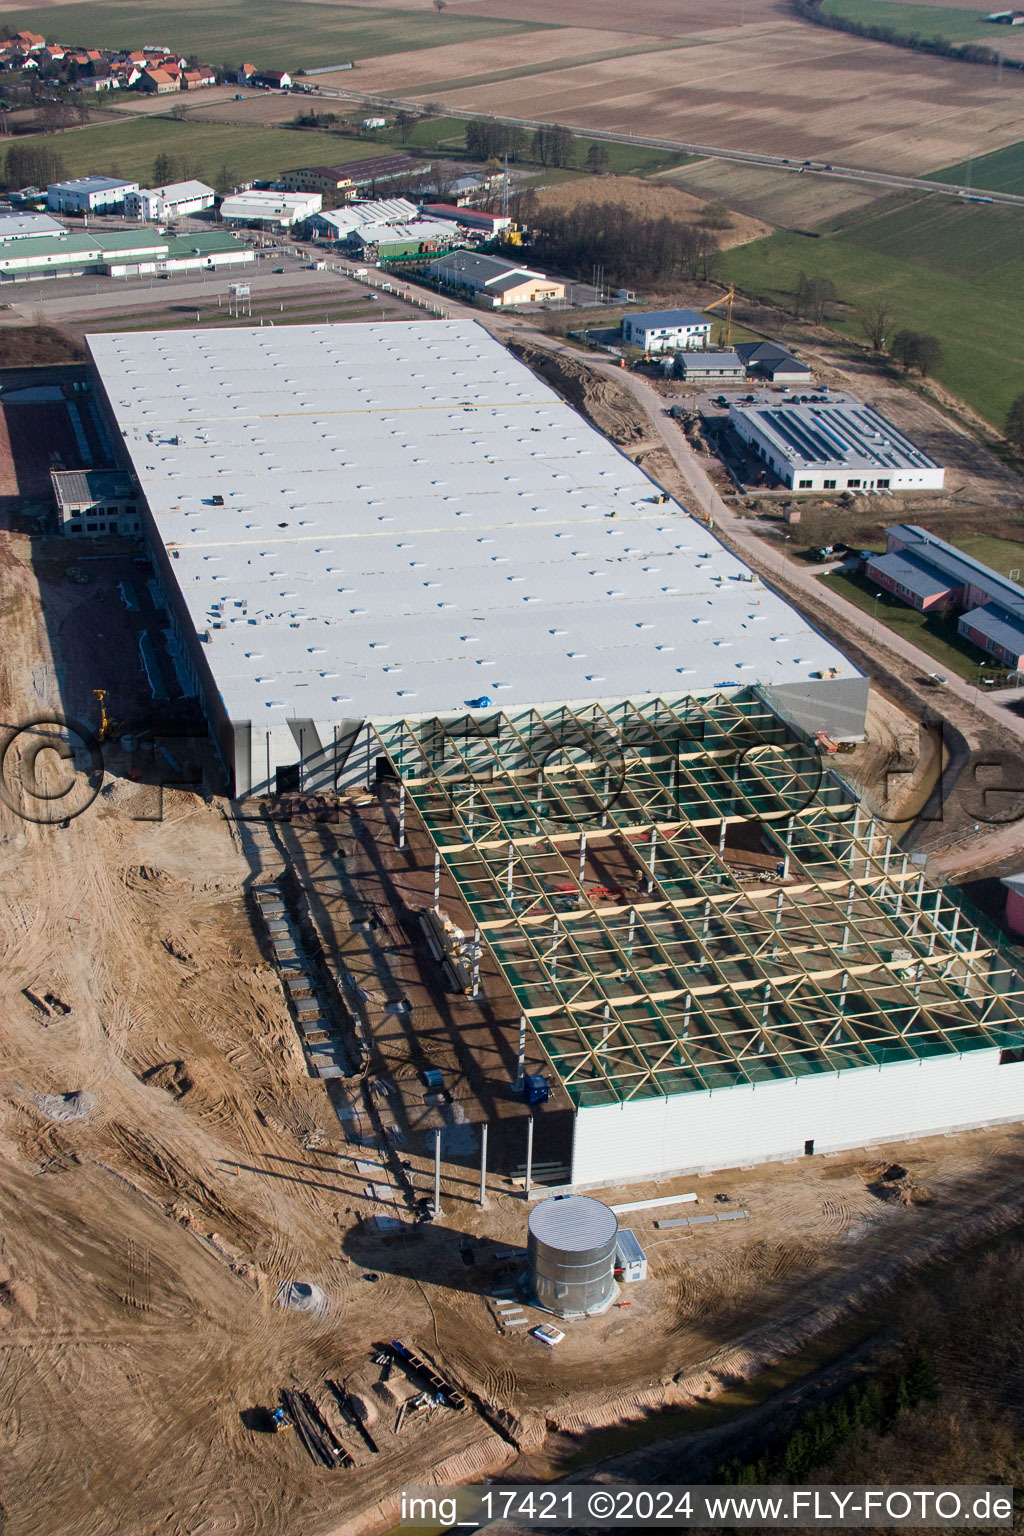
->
[571,1050,1024,1187]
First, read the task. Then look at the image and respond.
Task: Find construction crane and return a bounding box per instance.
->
[704,284,736,347]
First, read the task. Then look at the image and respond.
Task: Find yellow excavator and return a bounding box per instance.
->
[704,284,736,347]
[92,688,123,743]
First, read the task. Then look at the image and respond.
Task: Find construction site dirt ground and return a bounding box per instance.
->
[6,496,1024,1536]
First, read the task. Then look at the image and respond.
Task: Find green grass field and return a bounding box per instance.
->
[929,140,1024,194]
[5,117,398,185]
[6,0,551,70]
[819,568,996,679]
[327,109,689,175]
[840,194,1024,280]
[723,194,1024,428]
[951,534,1024,576]
[821,0,993,41]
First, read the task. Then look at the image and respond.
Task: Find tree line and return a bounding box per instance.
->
[716,1347,939,1486]
[3,142,66,189]
[792,0,1024,71]
[464,116,612,173]
[527,201,721,286]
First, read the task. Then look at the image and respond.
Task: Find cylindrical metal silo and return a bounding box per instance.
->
[527,1195,618,1318]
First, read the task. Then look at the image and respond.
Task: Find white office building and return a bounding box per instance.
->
[622,309,712,352]
[46,176,139,214]
[729,398,945,493]
[124,180,216,222]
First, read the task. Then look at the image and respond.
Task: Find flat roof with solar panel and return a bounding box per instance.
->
[729,398,945,492]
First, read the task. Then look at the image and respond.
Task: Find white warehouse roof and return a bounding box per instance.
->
[48,175,137,196]
[0,211,65,240]
[311,198,418,234]
[219,190,321,221]
[138,179,215,203]
[86,320,854,723]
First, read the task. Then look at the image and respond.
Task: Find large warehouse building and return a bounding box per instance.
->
[86,318,867,799]
[81,319,1024,1186]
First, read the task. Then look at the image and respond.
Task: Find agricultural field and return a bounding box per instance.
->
[657,161,893,229]
[929,139,1024,194]
[352,19,1024,175]
[393,38,699,99]
[0,117,395,186]
[5,0,1023,178]
[821,0,998,43]
[0,0,551,71]
[297,0,749,36]
[840,192,1024,280]
[308,25,676,95]
[723,194,1024,428]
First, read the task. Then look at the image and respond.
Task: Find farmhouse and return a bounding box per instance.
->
[46,175,138,214]
[622,309,712,352]
[427,251,564,306]
[729,399,945,493]
[866,525,1024,668]
[124,181,216,222]
[72,316,1024,1187]
[139,67,180,94]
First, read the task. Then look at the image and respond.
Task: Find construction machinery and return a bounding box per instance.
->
[92,688,124,744]
[704,285,736,347]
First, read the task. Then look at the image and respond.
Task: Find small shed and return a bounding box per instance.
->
[614,1228,647,1283]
